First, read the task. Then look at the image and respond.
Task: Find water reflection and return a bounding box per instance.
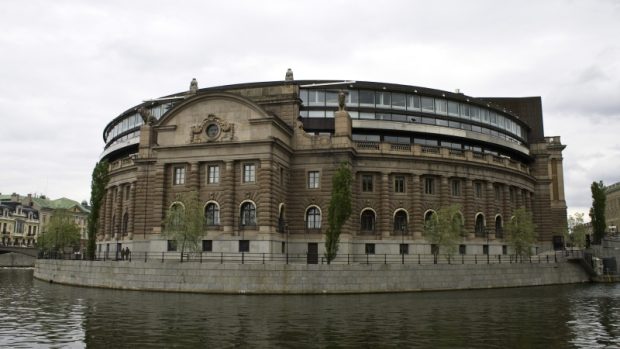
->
[1,269,620,348]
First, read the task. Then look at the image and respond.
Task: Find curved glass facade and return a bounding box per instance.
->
[103,102,175,149]
[299,89,526,146]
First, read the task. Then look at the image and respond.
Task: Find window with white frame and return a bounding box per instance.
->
[306,207,321,229]
[308,171,320,189]
[243,164,256,183]
[173,166,186,185]
[207,165,220,184]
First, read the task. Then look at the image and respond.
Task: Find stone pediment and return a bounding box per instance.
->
[190,114,235,144]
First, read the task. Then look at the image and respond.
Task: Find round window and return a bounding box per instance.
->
[206,124,219,138]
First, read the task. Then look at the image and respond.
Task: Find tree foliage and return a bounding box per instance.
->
[423,204,463,258]
[589,180,607,244]
[566,212,586,248]
[506,207,536,257]
[163,191,205,260]
[39,209,81,252]
[325,163,352,263]
[87,160,109,259]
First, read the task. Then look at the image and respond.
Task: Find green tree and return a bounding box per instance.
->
[325,163,352,263]
[567,212,587,248]
[163,191,205,261]
[423,204,463,259]
[87,160,109,260]
[39,209,81,253]
[589,180,607,244]
[506,207,536,257]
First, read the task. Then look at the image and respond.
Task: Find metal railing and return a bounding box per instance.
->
[38,249,584,266]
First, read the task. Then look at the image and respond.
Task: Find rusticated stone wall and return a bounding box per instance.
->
[35,259,589,294]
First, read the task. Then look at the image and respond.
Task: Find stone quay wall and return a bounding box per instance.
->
[0,253,35,267]
[34,259,590,294]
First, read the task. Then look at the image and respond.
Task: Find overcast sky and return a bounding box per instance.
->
[0,0,618,219]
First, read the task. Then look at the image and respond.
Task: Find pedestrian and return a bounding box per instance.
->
[125,247,131,261]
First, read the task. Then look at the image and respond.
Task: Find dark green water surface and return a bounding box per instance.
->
[1,269,619,348]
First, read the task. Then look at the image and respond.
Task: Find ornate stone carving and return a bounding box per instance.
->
[190,114,235,144]
[138,107,157,125]
[338,90,346,111]
[189,78,198,94]
[285,68,294,81]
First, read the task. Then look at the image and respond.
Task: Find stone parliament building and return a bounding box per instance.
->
[97,70,567,259]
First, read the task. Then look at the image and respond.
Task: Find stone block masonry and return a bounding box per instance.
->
[34,259,590,294]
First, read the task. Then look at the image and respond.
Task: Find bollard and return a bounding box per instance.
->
[487,254,489,264]
[402,253,404,265]
[475,255,477,264]
[161,252,164,263]
[242,252,245,264]
[499,255,501,264]
[200,252,203,264]
[462,254,464,264]
[418,254,420,265]
[144,252,147,263]
[286,253,288,264]
[384,254,387,265]
[221,252,223,264]
[366,253,369,265]
[347,254,350,265]
[262,253,265,264]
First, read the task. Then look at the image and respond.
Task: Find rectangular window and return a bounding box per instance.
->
[400,244,409,255]
[502,245,508,255]
[392,93,406,109]
[362,174,373,192]
[394,176,405,193]
[359,90,375,107]
[475,182,483,198]
[207,165,220,184]
[421,97,434,112]
[308,90,325,106]
[308,171,320,189]
[459,244,466,255]
[435,99,447,115]
[365,243,375,255]
[167,240,177,252]
[407,95,421,110]
[447,101,460,116]
[239,240,250,253]
[173,166,186,185]
[425,178,435,195]
[451,180,461,196]
[243,164,256,183]
[202,240,212,252]
[375,91,391,107]
[483,245,489,255]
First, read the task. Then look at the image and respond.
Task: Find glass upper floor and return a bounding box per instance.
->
[299,88,526,146]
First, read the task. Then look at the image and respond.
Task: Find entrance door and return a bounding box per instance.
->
[307,243,318,264]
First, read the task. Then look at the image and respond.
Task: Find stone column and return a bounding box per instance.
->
[516,187,524,209]
[380,172,390,238]
[128,183,135,240]
[486,182,496,240]
[188,162,200,191]
[258,159,274,233]
[222,161,236,235]
[502,185,511,220]
[104,188,113,240]
[114,186,122,240]
[464,180,474,238]
[439,176,449,208]
[411,175,422,238]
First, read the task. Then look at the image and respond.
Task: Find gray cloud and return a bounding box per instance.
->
[0,0,619,218]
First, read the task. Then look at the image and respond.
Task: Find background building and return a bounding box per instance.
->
[606,182,620,234]
[98,72,567,259]
[0,194,40,246]
[0,193,90,248]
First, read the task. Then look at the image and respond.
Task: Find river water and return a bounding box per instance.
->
[1,269,620,348]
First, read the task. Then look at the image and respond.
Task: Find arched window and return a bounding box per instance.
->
[393,210,408,234]
[122,212,129,235]
[278,204,285,233]
[360,209,376,233]
[475,214,485,237]
[205,202,220,226]
[167,202,185,230]
[495,216,503,238]
[453,212,465,237]
[306,206,321,229]
[424,210,437,224]
[240,202,256,226]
